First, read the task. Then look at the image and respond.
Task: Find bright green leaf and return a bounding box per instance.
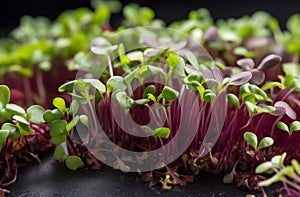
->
[147,93,156,103]
[292,159,300,175]
[0,85,10,109]
[16,122,32,135]
[65,156,84,170]
[53,97,67,113]
[153,127,171,138]
[53,145,67,162]
[261,82,284,91]
[143,85,155,99]
[166,54,181,69]
[118,44,130,64]
[66,116,79,132]
[161,86,179,101]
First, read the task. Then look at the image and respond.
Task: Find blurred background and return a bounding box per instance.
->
[1,0,300,37]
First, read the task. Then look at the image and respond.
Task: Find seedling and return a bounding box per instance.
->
[1,2,300,195]
[243,132,274,152]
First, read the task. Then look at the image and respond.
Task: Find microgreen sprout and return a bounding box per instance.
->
[1,2,300,196]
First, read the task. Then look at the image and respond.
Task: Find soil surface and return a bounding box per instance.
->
[7,155,279,197]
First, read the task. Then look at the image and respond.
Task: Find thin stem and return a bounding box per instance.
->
[107,55,114,77]
[284,178,300,192]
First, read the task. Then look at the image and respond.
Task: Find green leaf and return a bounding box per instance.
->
[118,44,130,64]
[0,109,13,122]
[248,84,268,101]
[43,109,63,123]
[243,131,258,150]
[233,47,256,58]
[292,159,300,175]
[161,86,179,101]
[227,93,240,108]
[290,121,300,133]
[255,105,275,114]
[2,123,19,139]
[185,51,201,71]
[50,120,67,137]
[245,101,257,114]
[271,154,286,167]
[53,97,67,113]
[66,116,79,132]
[79,115,89,128]
[58,80,76,92]
[153,127,171,138]
[283,63,300,77]
[258,137,274,150]
[91,44,118,55]
[279,152,287,167]
[255,161,273,174]
[147,93,156,103]
[0,129,9,152]
[0,85,10,109]
[261,82,284,91]
[276,121,289,133]
[143,85,155,99]
[106,76,126,93]
[6,104,26,115]
[203,89,216,103]
[113,91,134,108]
[69,99,79,115]
[127,51,143,62]
[83,79,106,94]
[258,166,294,187]
[16,122,32,135]
[134,99,149,105]
[166,54,181,69]
[53,145,67,162]
[51,134,67,145]
[27,105,45,124]
[65,156,84,170]
[13,115,29,125]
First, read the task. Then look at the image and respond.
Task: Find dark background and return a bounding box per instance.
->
[1,0,300,37]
